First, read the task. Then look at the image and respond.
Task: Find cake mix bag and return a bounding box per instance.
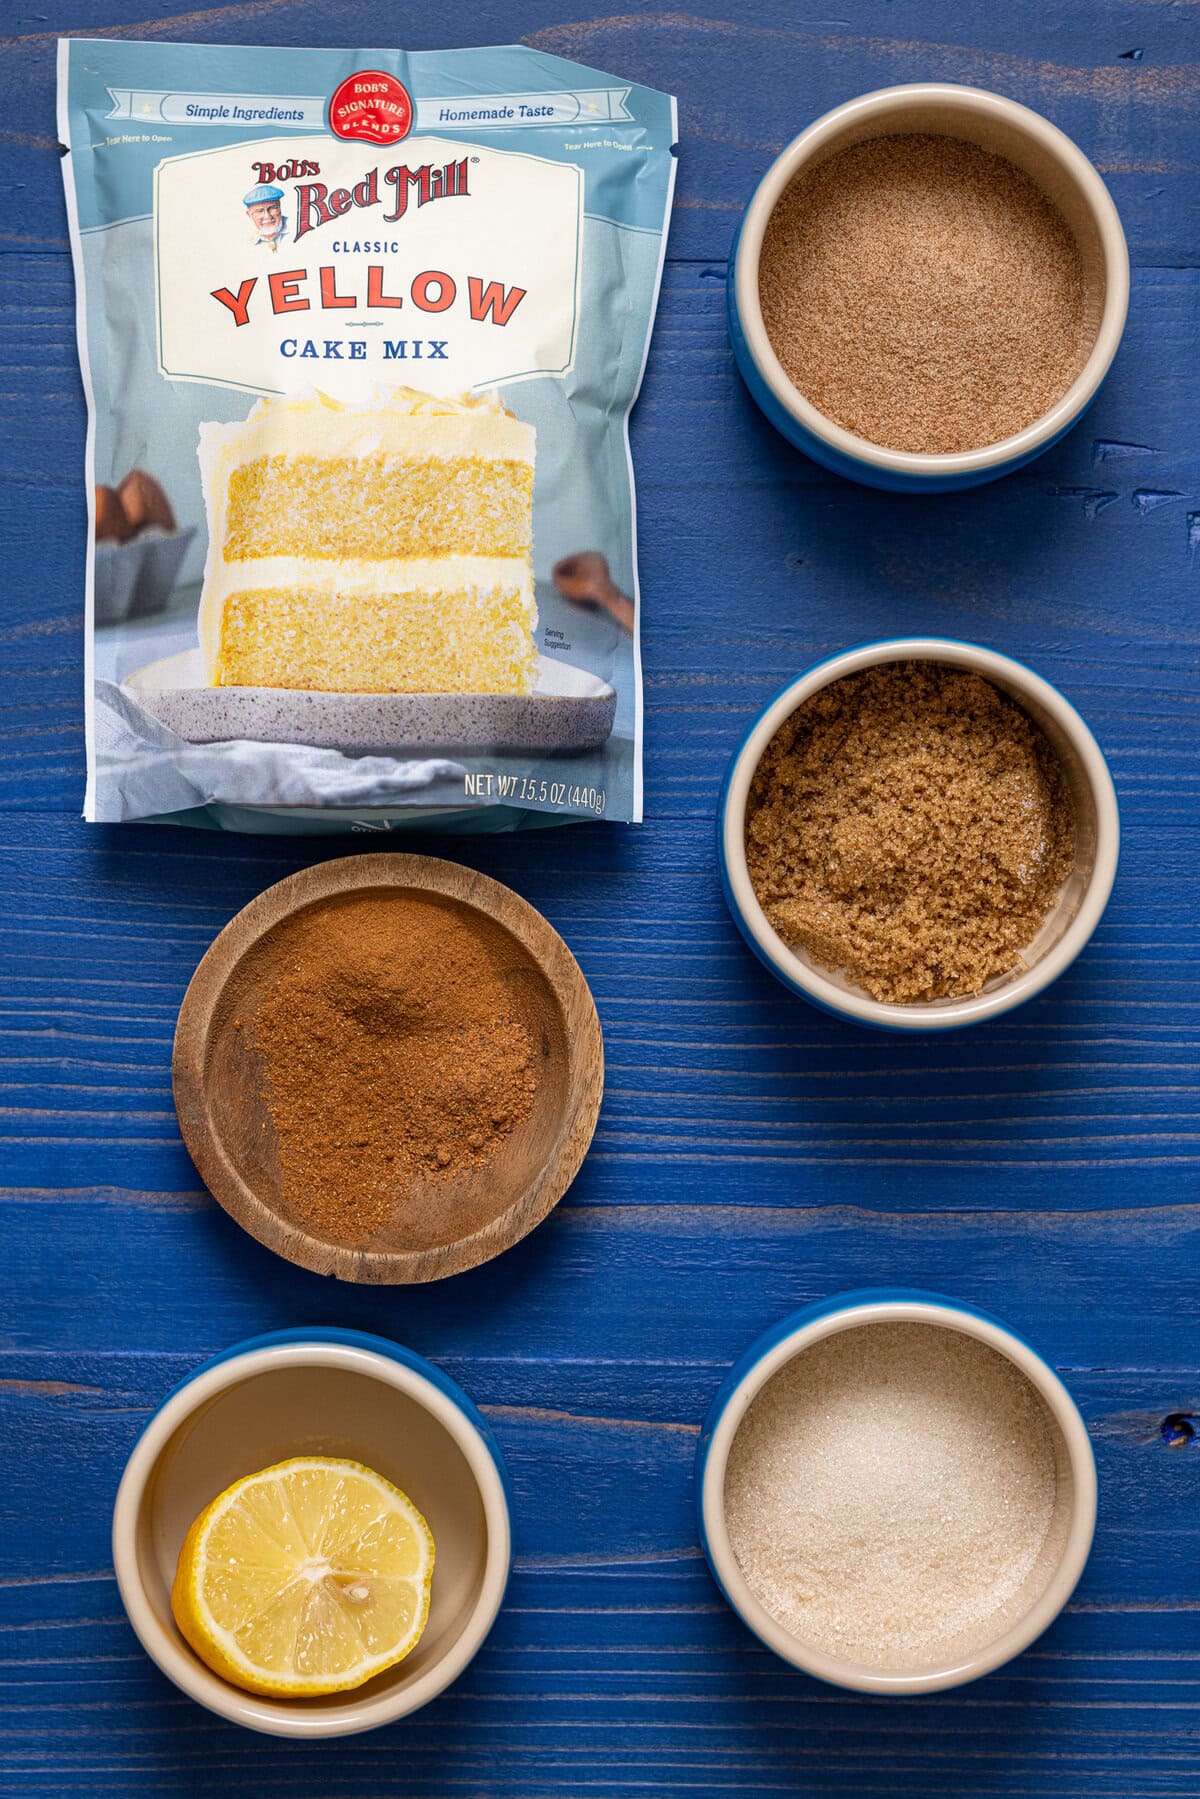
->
[58,40,676,831]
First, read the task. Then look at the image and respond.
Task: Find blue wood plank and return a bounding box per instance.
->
[1,1355,1197,1601]
[5,256,1200,810]
[4,1,1200,264]
[2,0,1200,1792]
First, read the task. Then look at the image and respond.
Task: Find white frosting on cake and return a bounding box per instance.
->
[198,385,534,475]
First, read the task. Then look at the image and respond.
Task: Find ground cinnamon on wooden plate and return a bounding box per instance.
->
[745,665,1075,1004]
[247,892,539,1243]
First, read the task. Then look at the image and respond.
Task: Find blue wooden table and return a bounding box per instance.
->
[3,3,1200,1793]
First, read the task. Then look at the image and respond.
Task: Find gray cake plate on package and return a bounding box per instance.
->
[124,649,617,753]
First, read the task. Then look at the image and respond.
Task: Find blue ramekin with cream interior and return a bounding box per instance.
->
[111,1329,512,1738]
[719,637,1120,1032]
[696,1289,1098,1695]
[728,83,1129,491]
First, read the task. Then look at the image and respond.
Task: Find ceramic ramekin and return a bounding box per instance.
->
[697,1289,1097,1695]
[720,637,1119,1031]
[728,83,1129,491]
[112,1329,512,1738]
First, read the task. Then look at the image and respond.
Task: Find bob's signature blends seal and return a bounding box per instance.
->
[58,42,676,831]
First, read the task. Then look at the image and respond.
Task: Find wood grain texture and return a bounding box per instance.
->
[172,854,604,1282]
[3,0,1200,1793]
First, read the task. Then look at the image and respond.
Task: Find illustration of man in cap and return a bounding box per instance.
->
[243,182,288,251]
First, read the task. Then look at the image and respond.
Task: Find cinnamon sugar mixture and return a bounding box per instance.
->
[249,894,537,1242]
[759,134,1089,454]
[745,666,1075,1004]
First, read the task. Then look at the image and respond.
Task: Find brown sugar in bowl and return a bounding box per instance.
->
[172,854,604,1282]
[719,640,1120,1031]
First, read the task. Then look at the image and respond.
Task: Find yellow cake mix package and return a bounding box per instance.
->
[58,40,676,831]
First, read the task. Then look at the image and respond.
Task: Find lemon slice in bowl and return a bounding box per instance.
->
[171,1456,434,1697]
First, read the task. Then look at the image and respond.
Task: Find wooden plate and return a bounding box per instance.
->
[172,854,603,1283]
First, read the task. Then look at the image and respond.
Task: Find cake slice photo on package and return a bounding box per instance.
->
[58,41,677,832]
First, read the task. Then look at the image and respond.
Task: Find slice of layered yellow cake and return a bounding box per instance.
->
[196,387,537,695]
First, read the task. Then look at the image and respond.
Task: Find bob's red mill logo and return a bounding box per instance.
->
[238,155,469,243]
[289,158,470,241]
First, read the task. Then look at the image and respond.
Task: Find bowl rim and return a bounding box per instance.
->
[111,1330,513,1739]
[733,81,1131,475]
[719,637,1120,1030]
[696,1292,1098,1694]
[171,851,604,1282]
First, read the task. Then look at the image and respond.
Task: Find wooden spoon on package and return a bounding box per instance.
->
[552,551,635,634]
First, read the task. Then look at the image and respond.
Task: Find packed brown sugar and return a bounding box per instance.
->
[745,665,1075,1004]
[247,893,538,1243]
[758,133,1090,454]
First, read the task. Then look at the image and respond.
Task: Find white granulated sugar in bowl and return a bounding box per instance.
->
[723,1322,1064,1670]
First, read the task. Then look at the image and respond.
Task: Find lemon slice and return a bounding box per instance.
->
[171,1456,434,1696]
